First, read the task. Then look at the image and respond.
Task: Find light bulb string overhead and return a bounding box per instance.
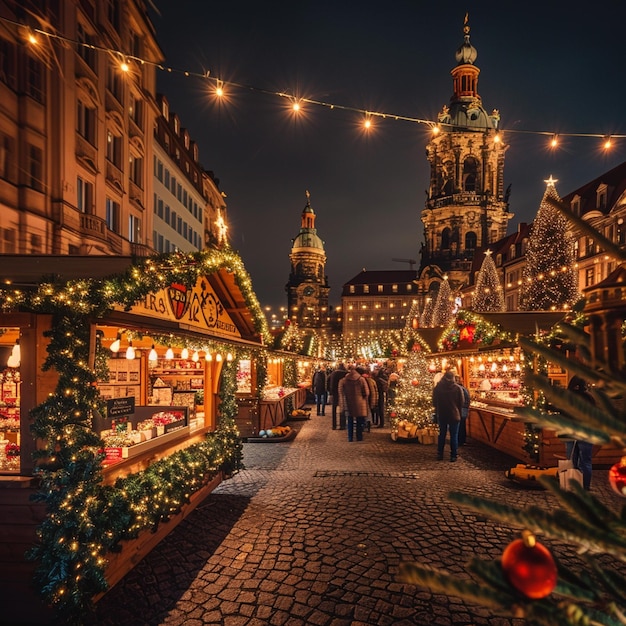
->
[3,15,625,143]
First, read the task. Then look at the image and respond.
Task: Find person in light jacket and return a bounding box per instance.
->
[338,365,369,442]
[432,369,464,462]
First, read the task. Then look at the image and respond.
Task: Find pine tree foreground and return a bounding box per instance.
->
[400,203,626,625]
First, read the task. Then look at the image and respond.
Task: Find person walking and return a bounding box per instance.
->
[358,367,379,430]
[455,375,470,446]
[432,369,464,462]
[373,366,388,428]
[329,363,348,429]
[564,374,595,490]
[338,365,369,442]
[312,366,328,416]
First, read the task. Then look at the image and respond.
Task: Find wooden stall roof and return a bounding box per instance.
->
[478,311,567,336]
[0,255,260,343]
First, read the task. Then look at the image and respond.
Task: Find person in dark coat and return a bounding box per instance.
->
[455,375,471,445]
[564,375,595,490]
[329,363,348,429]
[373,367,388,428]
[312,367,328,416]
[338,365,369,442]
[432,369,464,462]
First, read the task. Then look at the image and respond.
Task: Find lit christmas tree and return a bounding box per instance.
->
[472,250,505,312]
[519,176,579,311]
[432,276,454,326]
[419,294,435,328]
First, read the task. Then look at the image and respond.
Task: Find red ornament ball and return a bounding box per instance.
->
[501,531,557,599]
[411,379,419,386]
[609,458,626,496]
[284,319,290,326]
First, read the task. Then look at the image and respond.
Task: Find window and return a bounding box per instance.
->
[571,197,581,216]
[377,284,383,293]
[30,233,42,254]
[363,285,369,293]
[106,64,122,101]
[596,185,608,211]
[585,267,595,287]
[106,131,122,168]
[465,231,477,250]
[349,285,355,294]
[128,214,141,243]
[77,100,96,144]
[406,284,412,291]
[392,284,398,293]
[156,159,163,182]
[77,23,96,70]
[441,227,451,249]
[157,198,164,218]
[0,37,17,89]
[106,0,120,29]
[171,210,177,227]
[77,177,94,213]
[105,197,120,232]
[164,169,170,188]
[2,228,15,253]
[26,57,44,102]
[129,154,143,187]
[27,145,43,191]
[129,95,143,129]
[0,132,15,182]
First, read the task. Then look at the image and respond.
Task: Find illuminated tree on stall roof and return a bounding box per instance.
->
[432,275,454,327]
[420,294,436,328]
[472,249,505,312]
[519,177,579,311]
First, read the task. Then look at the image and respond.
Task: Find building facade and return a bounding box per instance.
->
[152,94,227,254]
[341,269,418,336]
[417,16,513,309]
[286,192,330,328]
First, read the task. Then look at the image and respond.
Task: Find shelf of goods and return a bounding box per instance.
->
[235,386,307,439]
[465,349,623,468]
[0,369,20,472]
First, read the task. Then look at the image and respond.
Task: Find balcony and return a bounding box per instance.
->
[80,213,106,239]
[130,242,153,257]
[106,161,124,193]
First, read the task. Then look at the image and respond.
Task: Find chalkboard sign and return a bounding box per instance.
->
[107,396,135,418]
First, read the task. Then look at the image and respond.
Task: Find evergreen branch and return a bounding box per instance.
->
[398,561,517,611]
[544,195,626,262]
[516,405,613,445]
[448,491,626,558]
[586,554,626,604]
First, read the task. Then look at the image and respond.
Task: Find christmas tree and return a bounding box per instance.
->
[519,177,579,311]
[400,205,626,625]
[420,294,435,328]
[432,275,454,326]
[473,250,505,312]
[389,305,435,437]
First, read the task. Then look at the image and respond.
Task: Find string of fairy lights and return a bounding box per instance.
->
[2,14,626,149]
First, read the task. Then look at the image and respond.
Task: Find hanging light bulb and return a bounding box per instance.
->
[215,353,223,362]
[148,344,158,362]
[110,331,121,353]
[181,347,189,360]
[226,352,233,362]
[165,346,174,360]
[205,351,213,362]
[7,339,20,368]
[125,340,135,360]
[192,350,199,362]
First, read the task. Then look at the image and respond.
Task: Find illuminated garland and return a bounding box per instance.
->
[438,310,512,352]
[0,247,270,620]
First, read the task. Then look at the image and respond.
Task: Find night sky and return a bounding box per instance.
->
[149,1,626,311]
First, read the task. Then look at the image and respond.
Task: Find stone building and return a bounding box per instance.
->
[285,192,330,328]
[416,16,513,310]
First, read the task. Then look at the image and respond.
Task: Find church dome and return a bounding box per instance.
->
[447,100,494,129]
[455,36,477,65]
[291,231,325,252]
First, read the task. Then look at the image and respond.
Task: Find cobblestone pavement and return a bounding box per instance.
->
[93,413,619,626]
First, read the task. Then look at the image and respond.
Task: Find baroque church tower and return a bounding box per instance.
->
[285,192,330,328]
[418,15,513,298]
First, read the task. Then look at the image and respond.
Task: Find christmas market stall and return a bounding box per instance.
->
[0,249,276,622]
[431,310,624,468]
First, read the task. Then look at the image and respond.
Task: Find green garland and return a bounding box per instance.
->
[0,247,259,621]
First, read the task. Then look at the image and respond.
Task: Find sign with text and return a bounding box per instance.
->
[107,396,135,418]
[115,275,241,339]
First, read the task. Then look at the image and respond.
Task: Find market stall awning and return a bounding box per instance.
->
[477,312,567,336]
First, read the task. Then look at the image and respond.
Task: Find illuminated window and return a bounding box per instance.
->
[377,284,383,293]
[585,267,595,287]
[349,285,355,293]
[363,285,369,293]
[105,197,120,233]
[77,177,94,213]
[392,284,398,293]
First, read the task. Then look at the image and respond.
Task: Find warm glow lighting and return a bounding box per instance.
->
[603,136,612,149]
[148,345,158,362]
[292,101,301,112]
[364,116,372,129]
[226,352,233,362]
[120,61,130,72]
[494,133,501,143]
[28,33,38,45]
[550,135,558,148]
[125,341,135,360]
[165,346,174,360]
[192,350,199,362]
[215,353,223,362]
[181,347,189,360]
[110,332,121,353]
[432,124,440,135]
[205,351,213,362]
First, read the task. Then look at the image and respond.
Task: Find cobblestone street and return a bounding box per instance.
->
[94,413,618,626]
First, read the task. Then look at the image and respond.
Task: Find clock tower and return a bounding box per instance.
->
[286,191,330,328]
[417,15,513,300]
